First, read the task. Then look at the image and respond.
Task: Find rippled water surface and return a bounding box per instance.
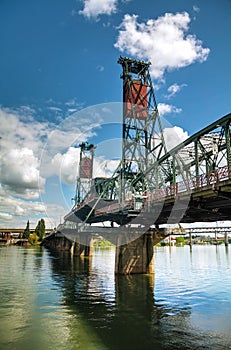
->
[1,244,231,349]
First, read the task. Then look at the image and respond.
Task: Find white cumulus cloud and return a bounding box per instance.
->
[0,108,48,198]
[0,104,104,227]
[1,147,45,197]
[79,0,118,19]
[51,147,120,185]
[0,212,13,220]
[114,12,210,80]
[158,103,182,116]
[52,147,80,185]
[0,187,65,228]
[163,126,189,151]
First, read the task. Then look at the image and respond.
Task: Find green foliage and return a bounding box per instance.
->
[175,236,185,246]
[93,239,114,248]
[23,220,30,239]
[28,233,39,245]
[35,218,46,241]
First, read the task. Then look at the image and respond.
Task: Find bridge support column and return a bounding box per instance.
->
[225,232,229,247]
[42,234,72,251]
[189,232,193,246]
[71,235,93,257]
[84,236,93,257]
[71,241,85,256]
[115,233,154,274]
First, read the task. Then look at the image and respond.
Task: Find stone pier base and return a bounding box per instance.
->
[41,233,72,251]
[42,232,93,257]
[43,227,176,275]
[71,235,93,257]
[115,233,154,274]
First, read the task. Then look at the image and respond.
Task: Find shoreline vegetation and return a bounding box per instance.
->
[93,236,230,248]
[0,218,46,247]
[0,236,229,248]
[1,235,230,247]
[1,227,230,248]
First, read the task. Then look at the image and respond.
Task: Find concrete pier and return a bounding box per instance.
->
[225,232,229,247]
[42,233,72,251]
[42,231,94,257]
[71,241,85,256]
[71,235,93,256]
[189,232,193,246]
[115,233,154,274]
[42,227,180,274]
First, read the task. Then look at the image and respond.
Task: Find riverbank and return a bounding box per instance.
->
[0,237,31,246]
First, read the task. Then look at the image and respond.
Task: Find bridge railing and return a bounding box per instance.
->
[65,165,230,220]
[151,165,230,201]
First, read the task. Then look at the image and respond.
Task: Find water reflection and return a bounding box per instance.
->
[1,246,231,350]
[47,249,195,349]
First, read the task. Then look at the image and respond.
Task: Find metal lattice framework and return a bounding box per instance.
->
[73,142,95,206]
[147,113,231,200]
[118,56,171,201]
[88,57,174,203]
[64,56,231,227]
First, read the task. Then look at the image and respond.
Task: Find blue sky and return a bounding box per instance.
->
[0,0,231,228]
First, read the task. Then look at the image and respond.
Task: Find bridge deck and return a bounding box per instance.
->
[65,168,231,226]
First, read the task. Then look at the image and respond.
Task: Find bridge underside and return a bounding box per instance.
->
[54,179,231,275]
[157,180,231,224]
[65,179,231,226]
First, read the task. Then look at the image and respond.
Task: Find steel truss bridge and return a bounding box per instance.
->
[44,57,231,274]
[63,57,231,230]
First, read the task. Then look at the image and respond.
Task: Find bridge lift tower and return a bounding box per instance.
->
[73,142,95,206]
[67,57,175,225]
[53,57,196,273]
[118,56,171,203]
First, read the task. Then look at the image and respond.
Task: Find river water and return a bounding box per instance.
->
[0,244,231,350]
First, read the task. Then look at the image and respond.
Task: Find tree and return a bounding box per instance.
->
[23,220,30,239]
[35,220,40,237]
[175,236,185,246]
[39,218,46,241]
[35,218,46,241]
[28,233,38,245]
